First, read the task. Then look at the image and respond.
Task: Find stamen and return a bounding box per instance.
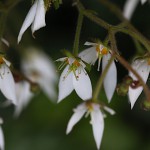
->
[101,47,108,55]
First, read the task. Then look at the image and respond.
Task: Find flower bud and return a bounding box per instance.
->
[116,83,129,96]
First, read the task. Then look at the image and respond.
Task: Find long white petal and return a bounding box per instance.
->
[0,126,4,150]
[123,0,139,19]
[73,68,92,100]
[90,104,104,150]
[79,47,97,65]
[14,81,33,117]
[103,106,115,115]
[141,0,147,4]
[31,0,46,33]
[58,65,74,102]
[18,1,38,43]
[66,103,87,134]
[102,54,117,102]
[0,64,17,105]
[128,60,150,108]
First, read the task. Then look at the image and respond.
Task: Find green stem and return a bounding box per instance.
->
[73,12,83,56]
[93,56,115,101]
[0,12,7,51]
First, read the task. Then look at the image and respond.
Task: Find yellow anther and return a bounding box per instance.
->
[0,57,4,65]
[101,47,108,55]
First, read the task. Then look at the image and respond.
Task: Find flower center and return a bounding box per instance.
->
[147,58,150,65]
[96,45,108,56]
[0,57,4,65]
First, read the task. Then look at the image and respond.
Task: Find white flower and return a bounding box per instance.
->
[128,58,150,108]
[66,102,115,150]
[79,42,117,102]
[14,81,33,117]
[18,0,46,43]
[21,48,57,101]
[0,56,17,105]
[0,118,4,150]
[57,57,92,102]
[123,0,148,19]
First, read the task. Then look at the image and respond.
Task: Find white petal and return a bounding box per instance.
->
[79,47,97,65]
[39,79,56,101]
[58,65,74,102]
[123,0,139,19]
[128,60,150,108]
[73,68,92,100]
[84,42,97,46]
[2,58,11,67]
[14,81,33,117]
[0,64,17,105]
[90,104,104,150]
[141,0,147,4]
[0,126,4,150]
[31,0,46,33]
[18,0,38,43]
[102,54,117,102]
[66,103,87,134]
[103,106,115,115]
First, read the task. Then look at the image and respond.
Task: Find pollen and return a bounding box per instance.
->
[101,47,108,55]
[73,60,80,67]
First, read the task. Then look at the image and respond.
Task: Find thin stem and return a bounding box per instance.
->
[73,12,83,56]
[0,12,7,51]
[93,56,115,101]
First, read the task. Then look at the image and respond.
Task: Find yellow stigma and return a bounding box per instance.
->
[101,47,108,55]
[0,57,4,65]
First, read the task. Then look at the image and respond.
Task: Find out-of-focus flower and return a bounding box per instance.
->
[18,0,46,43]
[128,58,150,108]
[0,118,4,150]
[66,101,115,150]
[79,42,117,102]
[57,57,92,102]
[0,56,17,105]
[123,0,148,19]
[14,81,33,117]
[21,48,57,101]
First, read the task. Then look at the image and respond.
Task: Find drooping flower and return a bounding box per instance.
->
[66,101,115,150]
[128,58,150,108]
[79,42,117,102]
[0,56,17,105]
[18,0,46,43]
[123,0,148,19]
[21,48,57,101]
[14,80,33,117]
[57,57,92,102]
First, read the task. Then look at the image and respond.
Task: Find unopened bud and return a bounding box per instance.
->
[116,83,129,96]
[141,100,150,111]
[123,76,133,85]
[130,80,141,89]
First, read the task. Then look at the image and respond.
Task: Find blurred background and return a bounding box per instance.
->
[1,0,150,149]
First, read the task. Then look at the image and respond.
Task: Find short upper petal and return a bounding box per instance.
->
[73,67,92,100]
[141,0,147,4]
[90,104,104,150]
[0,64,17,105]
[18,0,38,43]
[123,0,139,19]
[31,0,46,33]
[128,60,150,108]
[66,103,87,134]
[58,65,74,102]
[102,54,117,102]
[79,47,97,65]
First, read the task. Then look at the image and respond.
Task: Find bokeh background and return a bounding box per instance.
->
[1,0,150,149]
